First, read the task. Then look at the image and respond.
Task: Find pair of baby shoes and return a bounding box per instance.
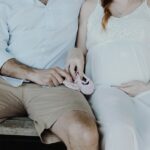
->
[63,72,95,95]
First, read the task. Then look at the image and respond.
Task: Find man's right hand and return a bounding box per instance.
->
[1,59,72,87]
[29,67,72,87]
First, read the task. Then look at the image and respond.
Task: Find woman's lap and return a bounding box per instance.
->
[90,85,150,149]
[90,86,136,127]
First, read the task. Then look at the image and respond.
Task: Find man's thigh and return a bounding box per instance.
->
[0,78,26,121]
[22,83,94,144]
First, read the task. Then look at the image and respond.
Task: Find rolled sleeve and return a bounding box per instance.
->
[0,3,14,69]
[0,48,14,68]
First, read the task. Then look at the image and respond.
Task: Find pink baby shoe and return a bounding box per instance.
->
[63,72,95,95]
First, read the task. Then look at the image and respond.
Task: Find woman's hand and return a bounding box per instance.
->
[66,48,85,80]
[114,80,150,97]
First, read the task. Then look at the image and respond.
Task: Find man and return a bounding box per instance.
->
[0,0,99,149]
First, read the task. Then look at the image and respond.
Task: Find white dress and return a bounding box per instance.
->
[86,1,150,150]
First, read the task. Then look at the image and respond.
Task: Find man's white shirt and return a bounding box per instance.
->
[0,0,83,86]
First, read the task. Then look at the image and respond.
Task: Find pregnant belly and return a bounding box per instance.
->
[86,43,150,86]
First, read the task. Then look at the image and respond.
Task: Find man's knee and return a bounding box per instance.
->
[67,111,99,146]
[52,110,99,148]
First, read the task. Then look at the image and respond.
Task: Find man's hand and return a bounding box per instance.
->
[1,59,72,87]
[29,67,72,87]
[115,80,150,97]
[66,48,85,80]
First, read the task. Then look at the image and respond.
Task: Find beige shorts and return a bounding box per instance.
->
[0,78,94,143]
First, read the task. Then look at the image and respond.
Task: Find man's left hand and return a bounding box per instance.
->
[115,80,150,97]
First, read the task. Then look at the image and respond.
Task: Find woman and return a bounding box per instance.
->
[66,0,150,149]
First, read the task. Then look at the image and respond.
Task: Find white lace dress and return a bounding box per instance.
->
[86,1,150,150]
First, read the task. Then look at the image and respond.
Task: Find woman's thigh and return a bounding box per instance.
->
[133,92,150,147]
[90,86,136,127]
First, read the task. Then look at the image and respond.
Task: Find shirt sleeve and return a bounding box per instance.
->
[0,3,14,68]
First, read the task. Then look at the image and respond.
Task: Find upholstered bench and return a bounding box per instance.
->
[0,117,60,144]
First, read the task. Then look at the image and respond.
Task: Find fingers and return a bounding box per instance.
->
[51,70,64,84]
[119,87,134,96]
[47,80,55,87]
[55,67,72,82]
[66,63,84,80]
[111,80,147,97]
[68,63,76,80]
[50,74,60,86]
[119,87,129,91]
[115,83,133,89]
[120,80,139,88]
[46,69,64,87]
[77,64,84,79]
[119,88,131,95]
[119,86,135,96]
[42,67,72,87]
[120,83,133,88]
[66,56,85,80]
